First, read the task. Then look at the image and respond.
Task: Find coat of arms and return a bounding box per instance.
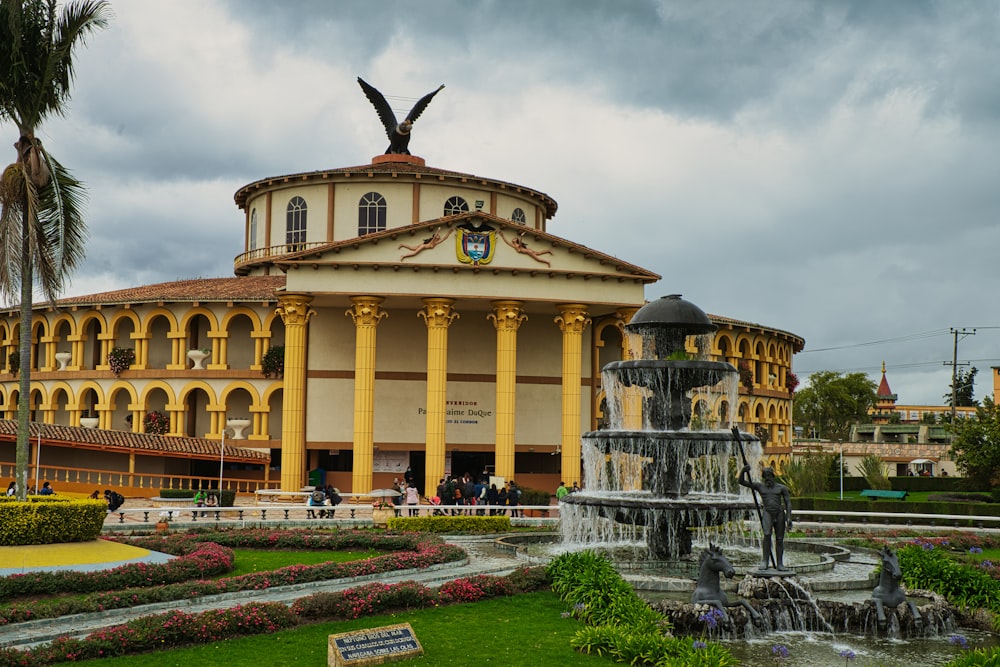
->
[456,224,496,265]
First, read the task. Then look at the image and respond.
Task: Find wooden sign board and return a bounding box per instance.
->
[328,623,423,666]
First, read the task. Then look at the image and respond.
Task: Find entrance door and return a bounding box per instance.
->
[452,452,493,482]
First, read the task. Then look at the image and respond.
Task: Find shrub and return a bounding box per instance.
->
[518,486,552,506]
[858,453,891,491]
[0,500,106,546]
[386,515,510,533]
[261,346,284,378]
[548,550,737,666]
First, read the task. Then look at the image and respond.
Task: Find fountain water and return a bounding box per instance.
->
[551,295,968,657]
[560,294,760,561]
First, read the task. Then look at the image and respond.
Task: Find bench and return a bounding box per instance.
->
[860,489,908,500]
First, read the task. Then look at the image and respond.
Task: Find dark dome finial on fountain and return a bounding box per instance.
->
[625,295,717,359]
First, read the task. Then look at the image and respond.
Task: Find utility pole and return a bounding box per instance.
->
[947,327,976,422]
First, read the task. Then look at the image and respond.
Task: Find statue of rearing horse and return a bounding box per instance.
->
[871,546,923,630]
[691,543,761,624]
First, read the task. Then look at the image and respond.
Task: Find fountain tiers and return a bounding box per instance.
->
[560,295,759,561]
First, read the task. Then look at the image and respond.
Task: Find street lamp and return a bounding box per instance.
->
[839,441,844,500]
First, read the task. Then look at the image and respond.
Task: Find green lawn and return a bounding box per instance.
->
[227,549,378,577]
[63,591,609,666]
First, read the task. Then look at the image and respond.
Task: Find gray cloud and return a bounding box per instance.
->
[4,0,999,404]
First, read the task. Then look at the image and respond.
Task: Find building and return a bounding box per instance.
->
[1,149,803,496]
[794,364,967,477]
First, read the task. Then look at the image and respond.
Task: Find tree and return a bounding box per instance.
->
[792,370,877,441]
[949,396,1000,490]
[944,367,978,408]
[0,0,110,499]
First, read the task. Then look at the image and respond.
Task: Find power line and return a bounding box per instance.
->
[794,360,948,375]
[797,329,951,354]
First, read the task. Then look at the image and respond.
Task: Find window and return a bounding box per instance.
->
[359,192,386,235]
[511,208,526,224]
[443,196,469,216]
[286,197,307,249]
[249,209,258,250]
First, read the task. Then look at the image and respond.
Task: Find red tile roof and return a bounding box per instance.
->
[0,420,269,463]
[19,276,287,312]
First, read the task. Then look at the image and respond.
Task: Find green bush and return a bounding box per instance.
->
[899,543,1000,631]
[547,551,737,666]
[386,515,510,533]
[858,454,891,490]
[518,487,552,506]
[890,476,967,492]
[0,499,105,545]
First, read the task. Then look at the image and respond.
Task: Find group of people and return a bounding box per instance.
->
[554,481,581,500]
[5,481,56,496]
[432,474,522,517]
[306,484,343,519]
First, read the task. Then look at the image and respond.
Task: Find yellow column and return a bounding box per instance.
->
[277,294,314,492]
[616,307,642,430]
[488,300,526,480]
[346,296,387,494]
[555,304,591,487]
[418,298,459,498]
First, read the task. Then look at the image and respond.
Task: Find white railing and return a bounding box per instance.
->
[103,503,562,526]
[792,509,1000,529]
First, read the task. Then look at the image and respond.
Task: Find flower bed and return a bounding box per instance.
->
[0,526,548,666]
[0,529,463,624]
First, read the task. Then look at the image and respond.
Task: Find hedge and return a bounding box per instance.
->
[793,497,1000,527]
[0,499,107,545]
[825,476,971,493]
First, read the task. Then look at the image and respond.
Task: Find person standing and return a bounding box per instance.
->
[405,481,420,516]
[496,484,508,516]
[463,474,476,513]
[473,477,487,516]
[555,481,569,500]
[391,478,403,516]
[507,480,520,518]
[739,465,793,571]
[486,483,499,515]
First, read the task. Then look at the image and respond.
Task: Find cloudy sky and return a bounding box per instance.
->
[5,0,999,405]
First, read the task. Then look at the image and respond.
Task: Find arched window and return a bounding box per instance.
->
[286,197,307,249]
[359,192,386,235]
[511,208,526,224]
[443,196,469,216]
[249,209,258,251]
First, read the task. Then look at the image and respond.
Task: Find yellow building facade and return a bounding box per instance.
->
[0,153,803,495]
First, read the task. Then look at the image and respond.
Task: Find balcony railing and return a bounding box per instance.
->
[0,462,277,495]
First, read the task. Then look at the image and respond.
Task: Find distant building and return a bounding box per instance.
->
[794,363,966,477]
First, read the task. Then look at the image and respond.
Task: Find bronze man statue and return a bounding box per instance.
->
[739,465,793,572]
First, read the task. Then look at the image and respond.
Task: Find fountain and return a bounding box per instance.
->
[560,294,759,561]
[549,295,970,660]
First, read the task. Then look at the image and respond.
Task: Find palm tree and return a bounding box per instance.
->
[0,0,110,499]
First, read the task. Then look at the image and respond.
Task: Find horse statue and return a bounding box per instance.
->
[691,543,761,624]
[871,546,923,629]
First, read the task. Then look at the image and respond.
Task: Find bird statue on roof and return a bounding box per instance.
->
[358,77,445,155]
